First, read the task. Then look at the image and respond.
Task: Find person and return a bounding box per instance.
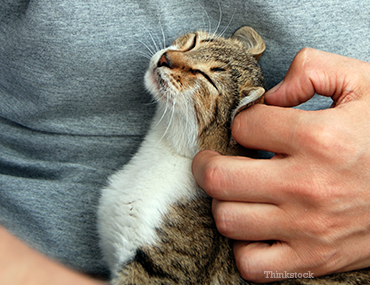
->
[0,0,369,283]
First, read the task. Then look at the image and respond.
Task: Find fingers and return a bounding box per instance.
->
[212,200,287,241]
[192,150,292,204]
[192,151,297,242]
[265,48,370,107]
[232,104,306,154]
[191,49,370,283]
[232,49,370,154]
[233,241,303,283]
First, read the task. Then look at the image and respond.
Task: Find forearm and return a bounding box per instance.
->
[0,226,108,285]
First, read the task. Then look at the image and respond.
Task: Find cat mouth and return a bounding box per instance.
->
[157,72,169,89]
[155,68,181,93]
[150,69,176,105]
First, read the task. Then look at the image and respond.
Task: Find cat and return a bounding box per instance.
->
[97,26,370,284]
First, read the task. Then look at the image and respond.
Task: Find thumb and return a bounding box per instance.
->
[265,48,370,107]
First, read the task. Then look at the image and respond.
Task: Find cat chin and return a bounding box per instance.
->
[144,68,159,95]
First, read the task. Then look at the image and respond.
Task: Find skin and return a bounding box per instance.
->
[0,226,108,285]
[192,48,370,283]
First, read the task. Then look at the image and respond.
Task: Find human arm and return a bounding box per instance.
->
[192,48,370,282]
[0,226,108,285]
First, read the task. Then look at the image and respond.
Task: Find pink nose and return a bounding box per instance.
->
[158,52,170,68]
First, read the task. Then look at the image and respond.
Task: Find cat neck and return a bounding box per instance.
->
[198,121,255,157]
[150,104,199,159]
[150,104,256,158]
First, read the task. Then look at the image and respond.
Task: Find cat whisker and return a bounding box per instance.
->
[212,1,223,38]
[138,39,155,56]
[198,3,212,33]
[156,95,176,146]
[198,8,208,33]
[216,7,236,40]
[137,22,162,55]
[143,98,158,106]
[185,98,196,147]
[219,61,232,70]
[144,26,160,53]
[154,95,170,146]
[158,19,167,50]
[134,51,152,60]
[154,97,169,128]
[156,87,169,103]
[167,97,176,132]
[185,99,190,130]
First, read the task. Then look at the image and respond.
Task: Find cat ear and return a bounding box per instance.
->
[231,26,265,61]
[231,86,265,122]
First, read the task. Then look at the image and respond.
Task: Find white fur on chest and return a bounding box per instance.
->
[97,115,199,274]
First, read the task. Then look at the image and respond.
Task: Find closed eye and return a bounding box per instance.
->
[211,67,226,72]
[185,35,197,52]
[190,69,219,92]
[201,38,216,43]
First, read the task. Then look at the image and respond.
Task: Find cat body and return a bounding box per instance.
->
[98,121,239,284]
[97,26,370,284]
[97,115,198,274]
[98,26,265,284]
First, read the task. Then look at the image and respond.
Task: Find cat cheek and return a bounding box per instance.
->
[169,74,183,90]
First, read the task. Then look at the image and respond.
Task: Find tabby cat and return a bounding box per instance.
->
[97,26,370,284]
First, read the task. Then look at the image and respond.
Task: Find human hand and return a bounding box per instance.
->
[192,48,370,282]
[0,226,108,285]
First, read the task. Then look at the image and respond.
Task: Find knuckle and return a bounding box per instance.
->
[312,125,345,156]
[295,120,355,165]
[200,158,224,197]
[235,254,260,282]
[292,48,326,87]
[293,47,317,71]
[306,187,331,206]
[296,123,332,153]
[212,202,232,237]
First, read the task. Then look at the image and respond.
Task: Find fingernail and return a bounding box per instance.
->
[265,81,283,97]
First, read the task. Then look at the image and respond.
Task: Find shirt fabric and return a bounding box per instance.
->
[0,0,369,277]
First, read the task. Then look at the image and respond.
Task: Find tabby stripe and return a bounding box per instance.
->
[134,248,180,282]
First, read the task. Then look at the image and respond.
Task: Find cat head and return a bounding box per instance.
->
[145,26,266,158]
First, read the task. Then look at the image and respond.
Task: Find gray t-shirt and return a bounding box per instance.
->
[0,0,369,277]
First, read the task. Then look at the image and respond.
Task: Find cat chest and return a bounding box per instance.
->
[99,150,199,269]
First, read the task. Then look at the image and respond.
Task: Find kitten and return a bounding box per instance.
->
[97,26,370,284]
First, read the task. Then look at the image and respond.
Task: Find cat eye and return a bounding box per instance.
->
[190,68,219,92]
[211,67,226,72]
[201,39,215,43]
[185,35,197,52]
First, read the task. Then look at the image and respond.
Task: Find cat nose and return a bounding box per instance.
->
[158,52,171,68]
